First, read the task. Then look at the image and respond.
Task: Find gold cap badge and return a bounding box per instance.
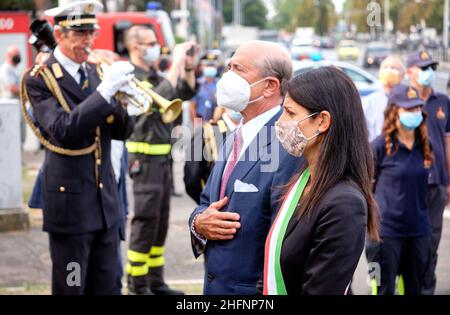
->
[407,87,417,99]
[420,51,429,60]
[84,3,94,14]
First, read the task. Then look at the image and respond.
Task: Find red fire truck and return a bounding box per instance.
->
[93,10,175,56]
[0,7,175,67]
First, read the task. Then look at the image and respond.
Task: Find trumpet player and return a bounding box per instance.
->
[22,0,135,294]
[124,25,197,295]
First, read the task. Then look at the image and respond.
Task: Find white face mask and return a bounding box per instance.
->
[217,70,268,112]
[143,45,160,64]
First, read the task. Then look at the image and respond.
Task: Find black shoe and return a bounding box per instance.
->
[127,275,154,295]
[147,266,184,295]
[151,283,184,295]
[128,287,155,295]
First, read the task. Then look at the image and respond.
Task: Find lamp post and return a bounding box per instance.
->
[233,0,240,25]
[444,0,449,61]
[384,0,390,39]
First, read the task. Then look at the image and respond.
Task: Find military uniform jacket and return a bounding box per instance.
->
[127,65,197,161]
[24,54,135,234]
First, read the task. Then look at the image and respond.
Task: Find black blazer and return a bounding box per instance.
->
[25,54,135,234]
[280,181,367,295]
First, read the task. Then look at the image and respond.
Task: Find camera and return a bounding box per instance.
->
[186,45,195,56]
[29,19,57,53]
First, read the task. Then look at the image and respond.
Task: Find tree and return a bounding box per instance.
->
[242,0,267,28]
[272,0,335,34]
[223,0,268,28]
[343,0,373,33]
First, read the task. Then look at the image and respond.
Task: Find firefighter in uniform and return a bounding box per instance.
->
[124,25,197,295]
[21,1,137,294]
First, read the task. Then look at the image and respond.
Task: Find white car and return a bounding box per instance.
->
[292,60,381,97]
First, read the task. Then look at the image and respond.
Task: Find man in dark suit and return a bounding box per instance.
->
[188,41,301,294]
[22,1,135,294]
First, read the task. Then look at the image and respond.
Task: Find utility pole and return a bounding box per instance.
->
[217,0,223,47]
[384,0,390,39]
[233,0,241,25]
[180,0,189,41]
[444,0,449,61]
[210,0,214,49]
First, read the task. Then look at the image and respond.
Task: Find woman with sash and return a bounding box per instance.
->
[263,67,380,295]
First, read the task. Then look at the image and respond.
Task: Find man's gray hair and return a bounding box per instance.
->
[259,53,293,96]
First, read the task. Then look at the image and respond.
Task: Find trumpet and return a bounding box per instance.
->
[86,48,182,123]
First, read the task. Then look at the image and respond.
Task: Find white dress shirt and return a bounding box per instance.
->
[53,47,114,103]
[361,88,388,142]
[54,46,85,84]
[110,140,124,184]
[222,105,280,175]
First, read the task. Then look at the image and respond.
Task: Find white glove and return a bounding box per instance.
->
[119,83,153,116]
[97,61,135,103]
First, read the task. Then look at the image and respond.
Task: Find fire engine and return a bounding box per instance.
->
[0,3,175,67]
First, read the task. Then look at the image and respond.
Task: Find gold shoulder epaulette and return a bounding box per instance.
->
[30,63,45,77]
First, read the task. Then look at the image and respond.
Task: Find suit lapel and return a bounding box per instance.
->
[225,108,282,200]
[283,209,301,241]
[209,132,235,202]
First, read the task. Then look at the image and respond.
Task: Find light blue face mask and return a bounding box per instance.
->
[417,68,436,87]
[229,110,242,121]
[143,45,161,64]
[399,111,423,130]
[203,66,217,78]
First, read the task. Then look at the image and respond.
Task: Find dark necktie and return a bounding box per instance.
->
[78,66,90,94]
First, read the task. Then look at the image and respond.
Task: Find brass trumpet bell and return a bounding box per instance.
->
[87,49,182,123]
[137,81,182,123]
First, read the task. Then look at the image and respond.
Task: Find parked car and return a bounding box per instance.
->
[314,36,335,49]
[292,60,381,97]
[290,37,323,61]
[363,42,390,68]
[337,40,360,61]
[394,33,410,50]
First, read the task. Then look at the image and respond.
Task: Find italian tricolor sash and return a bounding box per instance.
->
[263,168,310,295]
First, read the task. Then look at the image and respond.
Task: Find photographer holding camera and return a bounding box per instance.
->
[124,25,197,295]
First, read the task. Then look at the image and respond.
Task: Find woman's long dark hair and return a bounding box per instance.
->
[383,103,433,169]
[286,66,379,241]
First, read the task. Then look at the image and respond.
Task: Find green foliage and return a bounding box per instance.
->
[243,0,267,28]
[223,0,268,28]
[273,0,335,34]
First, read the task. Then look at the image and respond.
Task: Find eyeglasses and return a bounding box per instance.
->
[139,41,159,47]
[420,64,437,71]
[71,29,99,39]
